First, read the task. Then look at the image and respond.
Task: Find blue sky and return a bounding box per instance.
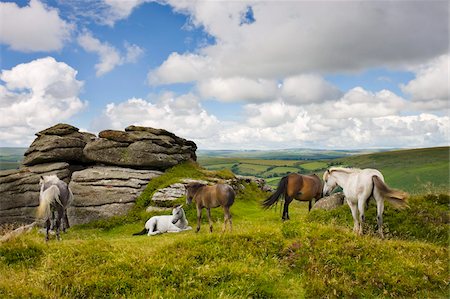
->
[0,0,448,149]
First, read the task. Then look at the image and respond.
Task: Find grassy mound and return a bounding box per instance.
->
[308,193,449,245]
[0,162,448,298]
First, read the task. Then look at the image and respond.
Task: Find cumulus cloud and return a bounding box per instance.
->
[102,0,146,26]
[401,55,449,110]
[148,52,212,85]
[93,93,221,146]
[0,0,73,52]
[150,1,448,83]
[197,77,278,102]
[0,57,87,146]
[320,87,407,119]
[77,31,144,76]
[281,74,342,104]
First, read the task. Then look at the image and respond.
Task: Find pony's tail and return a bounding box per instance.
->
[37,185,60,220]
[262,176,288,209]
[372,176,409,209]
[133,228,149,236]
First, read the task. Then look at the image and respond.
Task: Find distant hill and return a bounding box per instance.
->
[198,147,449,193]
[334,146,449,192]
[0,147,26,170]
[197,148,386,160]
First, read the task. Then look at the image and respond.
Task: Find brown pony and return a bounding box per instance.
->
[262,173,322,220]
[186,183,235,233]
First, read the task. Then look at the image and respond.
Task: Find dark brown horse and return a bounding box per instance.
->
[186,183,235,233]
[262,173,322,220]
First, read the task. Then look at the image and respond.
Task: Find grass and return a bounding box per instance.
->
[336,147,449,193]
[1,159,449,298]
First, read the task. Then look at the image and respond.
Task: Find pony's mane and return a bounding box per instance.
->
[43,175,60,184]
[329,167,361,174]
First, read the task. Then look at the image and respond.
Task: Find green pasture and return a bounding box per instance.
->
[337,147,449,193]
[1,162,449,298]
[300,161,328,171]
[199,147,449,193]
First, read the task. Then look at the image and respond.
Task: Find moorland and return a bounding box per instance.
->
[0,146,448,298]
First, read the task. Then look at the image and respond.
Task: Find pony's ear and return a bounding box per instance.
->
[179,204,183,208]
[326,169,330,174]
[40,175,44,180]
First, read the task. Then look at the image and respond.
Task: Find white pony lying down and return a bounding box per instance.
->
[133,205,192,236]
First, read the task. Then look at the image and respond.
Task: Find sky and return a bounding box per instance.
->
[0,0,449,150]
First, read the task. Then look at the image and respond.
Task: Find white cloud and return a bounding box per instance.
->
[0,0,73,52]
[124,42,145,63]
[148,52,212,85]
[103,0,146,26]
[281,74,342,104]
[0,57,87,146]
[197,77,278,102]
[321,87,407,119]
[150,1,448,83]
[77,31,144,76]
[94,93,221,146]
[401,55,449,110]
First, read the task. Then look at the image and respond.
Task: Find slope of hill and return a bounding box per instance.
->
[0,147,26,170]
[0,162,448,298]
[336,146,449,193]
[199,147,449,193]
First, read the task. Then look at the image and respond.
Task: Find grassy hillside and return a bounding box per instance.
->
[336,147,449,193]
[0,162,448,298]
[0,147,26,170]
[199,147,449,193]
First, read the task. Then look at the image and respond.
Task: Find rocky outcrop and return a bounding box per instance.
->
[67,166,162,225]
[0,163,71,224]
[22,124,95,166]
[0,123,198,225]
[83,126,197,170]
[235,175,273,192]
[312,192,345,210]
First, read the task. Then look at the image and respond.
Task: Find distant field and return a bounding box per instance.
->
[198,147,449,192]
[336,147,449,193]
[0,148,26,170]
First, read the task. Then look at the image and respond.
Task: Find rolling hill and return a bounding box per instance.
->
[198,146,449,193]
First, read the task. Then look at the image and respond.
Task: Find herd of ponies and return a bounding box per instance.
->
[37,167,408,241]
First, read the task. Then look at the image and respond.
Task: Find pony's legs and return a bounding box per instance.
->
[376,198,385,239]
[206,208,213,233]
[357,196,367,235]
[308,200,312,211]
[196,207,202,233]
[222,207,232,232]
[55,216,61,241]
[348,201,360,234]
[63,209,70,232]
[282,196,293,220]
[45,219,51,242]
[148,230,162,236]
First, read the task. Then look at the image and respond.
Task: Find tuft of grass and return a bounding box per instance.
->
[308,192,449,245]
[135,161,207,209]
[281,221,448,298]
[0,238,44,267]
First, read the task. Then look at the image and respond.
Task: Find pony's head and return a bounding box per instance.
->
[185,183,205,204]
[40,175,60,185]
[322,169,338,196]
[171,205,184,224]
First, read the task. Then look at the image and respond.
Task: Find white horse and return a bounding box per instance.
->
[323,167,408,238]
[37,175,73,241]
[133,205,192,236]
